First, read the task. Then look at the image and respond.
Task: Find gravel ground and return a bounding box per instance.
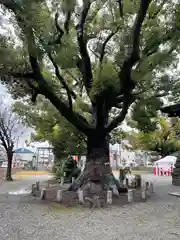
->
[0,175,180,240]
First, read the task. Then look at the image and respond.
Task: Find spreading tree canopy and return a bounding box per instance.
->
[128,117,180,157]
[0,0,180,191]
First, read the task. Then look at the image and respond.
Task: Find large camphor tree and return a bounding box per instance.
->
[0,0,180,191]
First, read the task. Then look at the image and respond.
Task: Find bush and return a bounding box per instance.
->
[54,156,81,182]
[53,159,65,180]
[63,156,81,182]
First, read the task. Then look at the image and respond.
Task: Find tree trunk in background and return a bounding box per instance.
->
[69,131,123,194]
[6,151,13,181]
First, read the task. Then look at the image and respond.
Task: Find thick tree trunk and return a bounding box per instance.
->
[69,131,124,194]
[6,151,13,181]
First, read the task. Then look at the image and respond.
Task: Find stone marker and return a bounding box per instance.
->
[149,182,154,193]
[31,184,36,196]
[60,177,64,187]
[128,189,134,203]
[126,178,129,188]
[141,188,146,199]
[78,190,84,204]
[57,190,63,202]
[36,181,40,191]
[145,181,149,189]
[145,182,150,197]
[146,181,154,197]
[107,190,112,204]
[40,188,46,200]
[134,174,142,188]
[8,189,31,202]
[172,161,180,185]
[72,177,75,184]
[119,169,124,187]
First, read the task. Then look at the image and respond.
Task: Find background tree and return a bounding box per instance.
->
[13,97,87,161]
[127,97,163,132]
[128,117,180,157]
[0,96,24,181]
[0,0,180,192]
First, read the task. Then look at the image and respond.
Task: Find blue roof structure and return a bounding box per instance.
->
[14,148,34,154]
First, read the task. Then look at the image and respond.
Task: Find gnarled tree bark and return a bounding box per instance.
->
[69,130,123,194]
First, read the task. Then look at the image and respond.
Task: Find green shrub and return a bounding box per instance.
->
[54,156,81,182]
[63,156,81,182]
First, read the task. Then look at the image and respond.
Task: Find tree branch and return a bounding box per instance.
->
[65,70,79,87]
[0,119,10,147]
[1,71,40,103]
[130,0,152,63]
[99,27,120,64]
[117,0,123,18]
[146,0,166,20]
[48,12,64,45]
[76,0,93,95]
[106,96,134,132]
[0,0,17,11]
[0,130,8,151]
[118,0,151,95]
[29,55,93,134]
[44,13,77,105]
[142,27,177,57]
[10,72,34,79]
[47,51,75,109]
[64,10,72,34]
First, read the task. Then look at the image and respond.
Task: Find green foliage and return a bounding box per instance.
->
[50,156,81,181]
[13,97,87,159]
[62,156,81,182]
[129,117,180,157]
[91,61,119,99]
[1,0,180,140]
[110,128,127,145]
[53,159,64,180]
[128,97,163,132]
[119,167,131,184]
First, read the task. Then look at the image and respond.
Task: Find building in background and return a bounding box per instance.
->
[13,147,39,167]
[77,140,158,171]
[109,141,158,169]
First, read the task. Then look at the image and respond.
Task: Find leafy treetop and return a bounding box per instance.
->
[0,0,180,136]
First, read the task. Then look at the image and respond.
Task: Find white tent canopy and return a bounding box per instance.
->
[154,156,176,167]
